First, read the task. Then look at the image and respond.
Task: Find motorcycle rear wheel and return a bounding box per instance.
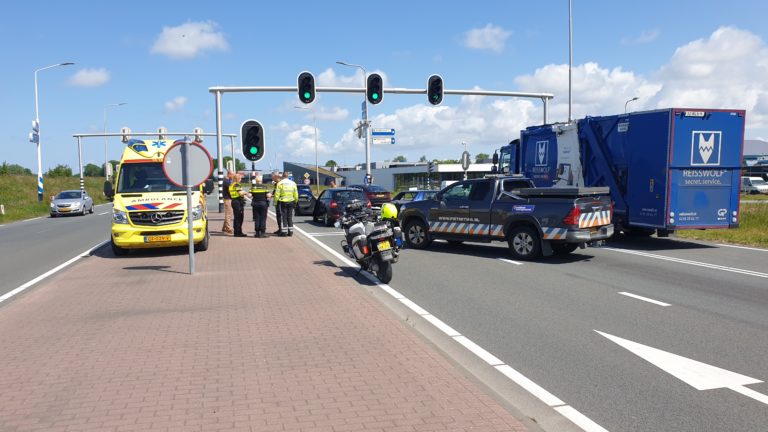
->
[375,258,393,284]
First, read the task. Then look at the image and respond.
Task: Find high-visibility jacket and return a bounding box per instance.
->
[274,179,298,203]
[229,181,244,201]
[249,184,269,202]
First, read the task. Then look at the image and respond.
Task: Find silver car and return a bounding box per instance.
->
[50,190,94,217]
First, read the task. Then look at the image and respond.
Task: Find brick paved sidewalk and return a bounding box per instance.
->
[0,213,530,432]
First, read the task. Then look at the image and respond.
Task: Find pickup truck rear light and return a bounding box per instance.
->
[562,205,581,225]
[330,200,338,208]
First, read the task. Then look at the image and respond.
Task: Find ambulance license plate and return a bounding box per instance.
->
[378,240,391,251]
[145,235,171,243]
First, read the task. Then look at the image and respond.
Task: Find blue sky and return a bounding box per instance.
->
[2,0,768,173]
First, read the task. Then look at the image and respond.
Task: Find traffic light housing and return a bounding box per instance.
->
[241,119,265,162]
[428,161,434,175]
[427,74,444,106]
[297,71,315,104]
[366,73,383,105]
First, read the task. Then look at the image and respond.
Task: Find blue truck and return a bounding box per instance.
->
[495,108,745,236]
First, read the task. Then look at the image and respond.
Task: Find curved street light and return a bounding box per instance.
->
[625,96,639,114]
[34,62,75,201]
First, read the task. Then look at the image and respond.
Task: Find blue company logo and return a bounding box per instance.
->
[535,140,548,166]
[691,131,722,166]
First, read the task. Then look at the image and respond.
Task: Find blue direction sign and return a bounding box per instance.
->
[371,128,396,136]
[372,136,395,145]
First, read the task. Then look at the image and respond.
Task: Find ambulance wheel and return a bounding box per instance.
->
[195,227,210,252]
[508,226,541,261]
[111,239,129,256]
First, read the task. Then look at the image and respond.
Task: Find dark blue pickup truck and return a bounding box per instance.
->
[398,176,614,260]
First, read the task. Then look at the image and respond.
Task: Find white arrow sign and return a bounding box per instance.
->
[596,330,768,406]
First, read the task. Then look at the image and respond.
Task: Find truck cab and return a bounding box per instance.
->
[104,139,212,256]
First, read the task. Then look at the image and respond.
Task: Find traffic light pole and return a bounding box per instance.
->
[208,85,554,200]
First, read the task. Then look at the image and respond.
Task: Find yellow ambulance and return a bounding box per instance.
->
[104,139,212,255]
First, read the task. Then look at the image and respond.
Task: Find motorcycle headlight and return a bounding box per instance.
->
[191,205,204,221]
[113,209,129,224]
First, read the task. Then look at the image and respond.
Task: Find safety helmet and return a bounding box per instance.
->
[381,202,398,220]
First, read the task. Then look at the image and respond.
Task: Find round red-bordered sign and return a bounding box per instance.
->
[162,140,214,188]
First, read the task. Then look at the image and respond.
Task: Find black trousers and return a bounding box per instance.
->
[252,200,268,233]
[232,199,245,235]
[274,201,282,230]
[278,202,295,232]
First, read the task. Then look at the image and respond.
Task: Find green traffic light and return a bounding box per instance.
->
[249,147,258,155]
[372,93,379,100]
[304,92,311,100]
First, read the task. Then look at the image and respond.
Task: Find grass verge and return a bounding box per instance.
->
[0,175,110,223]
[676,202,768,248]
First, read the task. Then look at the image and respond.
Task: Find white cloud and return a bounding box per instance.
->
[315,106,349,121]
[621,29,661,45]
[463,24,512,53]
[68,68,110,87]
[151,21,229,59]
[164,96,188,112]
[316,68,389,87]
[282,124,336,157]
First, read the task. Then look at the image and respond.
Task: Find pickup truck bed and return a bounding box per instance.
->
[398,176,614,260]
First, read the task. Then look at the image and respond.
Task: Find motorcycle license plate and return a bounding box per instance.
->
[145,235,171,243]
[377,240,391,251]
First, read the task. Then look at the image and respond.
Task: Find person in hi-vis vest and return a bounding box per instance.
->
[273,171,298,237]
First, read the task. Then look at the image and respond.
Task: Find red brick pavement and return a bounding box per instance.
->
[0,213,530,432]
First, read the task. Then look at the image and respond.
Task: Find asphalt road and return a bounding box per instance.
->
[293,214,768,432]
[0,204,114,298]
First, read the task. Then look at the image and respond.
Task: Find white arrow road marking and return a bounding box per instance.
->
[596,330,768,406]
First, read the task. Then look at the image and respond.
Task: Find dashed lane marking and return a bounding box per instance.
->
[618,292,671,307]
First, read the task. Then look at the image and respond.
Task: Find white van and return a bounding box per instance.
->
[741,176,768,194]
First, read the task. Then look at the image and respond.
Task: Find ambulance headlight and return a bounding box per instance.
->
[113,209,129,224]
[191,205,204,221]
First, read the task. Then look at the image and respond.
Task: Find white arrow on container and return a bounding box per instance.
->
[596,330,768,406]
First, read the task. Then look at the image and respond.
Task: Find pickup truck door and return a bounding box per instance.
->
[429,181,472,235]
[467,180,494,237]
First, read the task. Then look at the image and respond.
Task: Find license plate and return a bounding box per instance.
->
[59,208,70,212]
[145,235,171,243]
[378,240,391,251]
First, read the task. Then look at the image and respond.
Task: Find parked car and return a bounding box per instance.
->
[348,184,392,207]
[313,188,370,226]
[390,189,437,211]
[741,176,768,194]
[295,184,317,215]
[50,190,94,217]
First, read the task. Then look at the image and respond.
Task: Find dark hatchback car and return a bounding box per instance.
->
[312,188,370,226]
[348,184,392,207]
[390,189,437,211]
[295,184,317,216]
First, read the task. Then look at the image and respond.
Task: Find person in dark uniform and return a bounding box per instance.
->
[228,172,248,237]
[271,172,282,234]
[249,175,271,238]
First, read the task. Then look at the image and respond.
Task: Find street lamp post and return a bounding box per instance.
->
[103,102,127,179]
[294,106,320,196]
[335,61,370,178]
[625,96,639,114]
[34,62,74,202]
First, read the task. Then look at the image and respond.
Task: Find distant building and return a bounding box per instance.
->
[333,161,495,191]
[282,162,344,187]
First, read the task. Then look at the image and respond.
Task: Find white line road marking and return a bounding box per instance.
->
[306,232,345,237]
[498,258,524,266]
[97,211,110,215]
[286,212,608,431]
[604,247,768,279]
[618,292,671,307]
[0,240,108,305]
[718,243,768,253]
[596,330,768,406]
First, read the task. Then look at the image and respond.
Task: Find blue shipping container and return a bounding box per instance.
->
[515,108,745,232]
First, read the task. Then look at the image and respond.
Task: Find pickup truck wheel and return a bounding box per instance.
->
[507,227,541,260]
[404,219,431,249]
[551,243,578,255]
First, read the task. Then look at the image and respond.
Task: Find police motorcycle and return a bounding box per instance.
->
[336,200,403,284]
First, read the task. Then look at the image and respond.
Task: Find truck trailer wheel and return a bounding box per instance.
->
[404,219,432,249]
[507,226,541,260]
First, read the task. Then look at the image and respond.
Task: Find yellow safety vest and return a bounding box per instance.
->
[229,182,244,201]
[275,179,298,203]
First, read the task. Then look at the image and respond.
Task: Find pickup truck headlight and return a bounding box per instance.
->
[113,209,129,224]
[191,205,204,221]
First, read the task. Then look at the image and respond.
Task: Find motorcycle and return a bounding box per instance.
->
[336,200,403,284]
